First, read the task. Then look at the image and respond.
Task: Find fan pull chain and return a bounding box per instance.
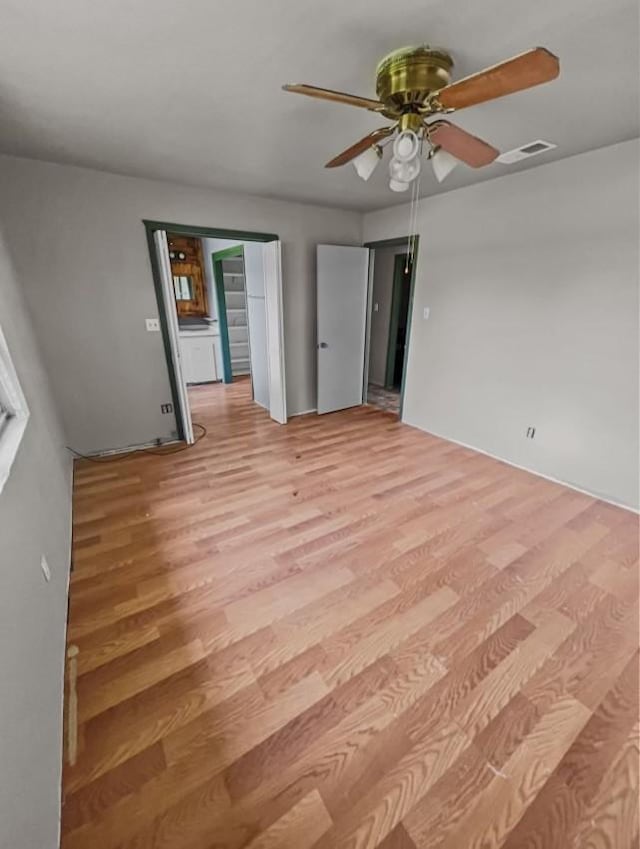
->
[405,174,416,271]
[405,141,423,273]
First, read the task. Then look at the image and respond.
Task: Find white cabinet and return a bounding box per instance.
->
[179,331,219,384]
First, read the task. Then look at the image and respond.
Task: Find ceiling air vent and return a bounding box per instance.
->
[497,140,556,164]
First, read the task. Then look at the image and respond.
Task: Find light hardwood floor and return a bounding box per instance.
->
[63,379,639,849]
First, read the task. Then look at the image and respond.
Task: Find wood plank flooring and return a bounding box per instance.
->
[62,379,639,849]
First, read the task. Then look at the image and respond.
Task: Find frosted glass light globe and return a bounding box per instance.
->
[392,131,420,162]
[389,155,421,183]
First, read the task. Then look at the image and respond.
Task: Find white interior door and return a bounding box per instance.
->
[263,240,287,424]
[317,244,370,415]
[153,230,195,444]
[244,243,269,410]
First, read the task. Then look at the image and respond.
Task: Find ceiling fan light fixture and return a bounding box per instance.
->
[389,154,421,185]
[430,147,458,183]
[352,145,383,181]
[284,45,559,194]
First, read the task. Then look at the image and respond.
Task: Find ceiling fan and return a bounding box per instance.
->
[283,46,559,191]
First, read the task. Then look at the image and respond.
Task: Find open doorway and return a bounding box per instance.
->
[212,246,251,381]
[167,234,264,436]
[208,241,269,411]
[144,221,287,442]
[364,244,416,417]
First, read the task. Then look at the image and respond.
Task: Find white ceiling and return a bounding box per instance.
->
[0,0,637,211]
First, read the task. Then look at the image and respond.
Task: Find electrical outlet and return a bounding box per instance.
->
[373,302,379,312]
[41,555,51,582]
[526,426,536,439]
[161,403,173,414]
[423,307,430,320]
[145,318,160,332]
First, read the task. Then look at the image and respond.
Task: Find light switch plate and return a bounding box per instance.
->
[423,307,430,320]
[145,318,160,332]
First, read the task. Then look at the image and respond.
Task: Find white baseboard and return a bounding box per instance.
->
[406,422,639,515]
[80,438,180,457]
[289,408,317,418]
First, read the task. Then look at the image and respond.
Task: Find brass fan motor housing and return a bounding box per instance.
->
[376,46,454,114]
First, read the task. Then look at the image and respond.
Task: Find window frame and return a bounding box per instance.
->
[0,324,30,494]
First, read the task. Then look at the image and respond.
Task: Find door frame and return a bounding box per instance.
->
[143,220,278,440]
[363,236,420,421]
[211,244,245,385]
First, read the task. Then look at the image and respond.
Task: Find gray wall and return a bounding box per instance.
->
[364,140,640,510]
[368,246,404,386]
[0,227,72,848]
[0,155,361,453]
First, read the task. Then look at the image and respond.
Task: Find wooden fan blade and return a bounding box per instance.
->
[437,47,559,110]
[429,121,499,167]
[283,84,384,111]
[325,127,394,168]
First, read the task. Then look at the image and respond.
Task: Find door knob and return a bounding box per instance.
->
[318,342,328,349]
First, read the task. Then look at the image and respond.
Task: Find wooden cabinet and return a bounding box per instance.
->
[167,235,208,318]
[179,331,219,384]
